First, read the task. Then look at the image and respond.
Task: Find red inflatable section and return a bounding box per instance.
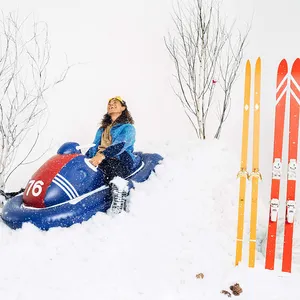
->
[23,154,79,208]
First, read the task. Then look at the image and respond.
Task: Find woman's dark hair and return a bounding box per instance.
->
[100,100,134,129]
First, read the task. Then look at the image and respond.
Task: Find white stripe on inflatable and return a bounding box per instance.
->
[125,161,145,179]
[56,174,79,197]
[75,143,95,151]
[69,185,109,205]
[84,158,98,172]
[54,176,77,199]
[52,179,74,200]
[21,185,109,210]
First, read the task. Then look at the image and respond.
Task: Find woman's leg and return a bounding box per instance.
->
[98,158,130,184]
[98,158,130,214]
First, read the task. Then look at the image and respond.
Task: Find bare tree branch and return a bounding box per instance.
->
[214,25,251,139]
[165,0,250,139]
[0,13,72,190]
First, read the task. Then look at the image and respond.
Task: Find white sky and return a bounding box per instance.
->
[2,0,300,189]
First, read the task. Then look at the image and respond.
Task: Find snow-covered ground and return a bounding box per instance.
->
[1,140,300,300]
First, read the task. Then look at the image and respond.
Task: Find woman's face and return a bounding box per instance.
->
[107,99,125,115]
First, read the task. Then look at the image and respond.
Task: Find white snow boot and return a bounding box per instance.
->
[107,177,129,215]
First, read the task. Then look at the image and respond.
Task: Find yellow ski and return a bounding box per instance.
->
[248,57,262,267]
[235,60,251,266]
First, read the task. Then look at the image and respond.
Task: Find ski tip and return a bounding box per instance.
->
[245,60,251,76]
[292,58,300,70]
[278,59,288,74]
[255,57,261,70]
[279,59,288,68]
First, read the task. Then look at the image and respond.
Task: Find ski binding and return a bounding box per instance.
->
[270,198,280,222]
[286,200,296,224]
[237,168,249,179]
[272,158,282,179]
[249,168,262,180]
[288,159,297,180]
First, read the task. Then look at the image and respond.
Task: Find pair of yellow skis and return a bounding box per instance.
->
[235,58,262,267]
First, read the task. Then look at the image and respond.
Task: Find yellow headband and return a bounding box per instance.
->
[108,96,123,103]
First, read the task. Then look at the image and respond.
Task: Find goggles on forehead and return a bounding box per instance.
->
[108,96,124,104]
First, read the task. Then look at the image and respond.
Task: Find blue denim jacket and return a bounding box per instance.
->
[86,123,141,172]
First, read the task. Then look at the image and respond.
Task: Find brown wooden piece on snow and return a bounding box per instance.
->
[221,290,232,297]
[195,273,204,279]
[230,283,243,296]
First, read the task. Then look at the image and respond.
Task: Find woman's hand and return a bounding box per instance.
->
[90,153,105,167]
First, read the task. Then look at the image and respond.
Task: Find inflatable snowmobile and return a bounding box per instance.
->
[1,142,162,230]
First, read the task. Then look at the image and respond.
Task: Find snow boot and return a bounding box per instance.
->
[107,177,129,215]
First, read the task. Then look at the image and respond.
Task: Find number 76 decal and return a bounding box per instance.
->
[26,180,44,197]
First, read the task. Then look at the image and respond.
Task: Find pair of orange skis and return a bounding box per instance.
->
[235,58,300,273]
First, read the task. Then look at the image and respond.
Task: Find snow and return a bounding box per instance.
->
[110,176,130,191]
[1,0,300,299]
[1,140,300,299]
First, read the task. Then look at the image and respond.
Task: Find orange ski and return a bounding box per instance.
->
[265,59,288,270]
[248,58,262,268]
[282,58,300,273]
[235,60,251,266]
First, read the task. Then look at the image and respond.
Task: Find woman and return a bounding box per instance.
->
[86,96,142,214]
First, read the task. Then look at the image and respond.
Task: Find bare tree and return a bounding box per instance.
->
[165,0,250,139]
[214,28,250,139]
[0,13,71,191]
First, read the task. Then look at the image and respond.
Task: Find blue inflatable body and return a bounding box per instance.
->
[1,142,163,230]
